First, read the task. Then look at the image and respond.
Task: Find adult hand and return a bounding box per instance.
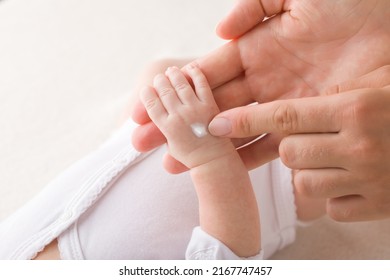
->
[208,66,390,222]
[132,0,390,173]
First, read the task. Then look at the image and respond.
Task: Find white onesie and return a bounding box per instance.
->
[0,120,296,260]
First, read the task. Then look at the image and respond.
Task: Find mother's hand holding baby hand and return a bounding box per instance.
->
[132,0,390,172]
[131,0,390,221]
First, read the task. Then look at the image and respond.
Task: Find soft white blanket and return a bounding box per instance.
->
[1,0,389,259]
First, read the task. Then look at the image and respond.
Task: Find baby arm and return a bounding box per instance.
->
[140,65,260,257]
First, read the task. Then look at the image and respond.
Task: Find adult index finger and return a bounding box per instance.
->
[209,95,343,138]
[187,40,244,90]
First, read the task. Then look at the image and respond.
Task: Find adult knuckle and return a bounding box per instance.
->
[296,145,316,164]
[308,144,329,161]
[351,137,381,166]
[294,172,335,198]
[312,175,338,198]
[322,179,340,197]
[348,91,377,123]
[235,109,258,136]
[272,103,299,134]
[360,137,379,157]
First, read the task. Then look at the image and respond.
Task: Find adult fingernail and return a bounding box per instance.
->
[208,118,232,136]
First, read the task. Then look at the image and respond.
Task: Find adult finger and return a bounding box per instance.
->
[185,41,244,90]
[209,95,342,138]
[131,122,166,152]
[327,196,389,222]
[132,97,150,124]
[163,153,189,174]
[211,73,256,112]
[216,0,285,39]
[293,169,358,199]
[325,65,390,95]
[131,117,263,155]
[236,133,281,170]
[279,133,347,169]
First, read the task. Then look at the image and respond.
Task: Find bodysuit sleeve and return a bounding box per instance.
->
[185,227,264,260]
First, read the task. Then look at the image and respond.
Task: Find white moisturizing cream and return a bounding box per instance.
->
[190,123,208,138]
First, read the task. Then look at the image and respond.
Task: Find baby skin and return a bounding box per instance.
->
[140,65,261,257]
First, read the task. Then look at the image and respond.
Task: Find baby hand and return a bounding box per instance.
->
[140,65,235,168]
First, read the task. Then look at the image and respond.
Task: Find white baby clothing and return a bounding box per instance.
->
[0,119,296,260]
